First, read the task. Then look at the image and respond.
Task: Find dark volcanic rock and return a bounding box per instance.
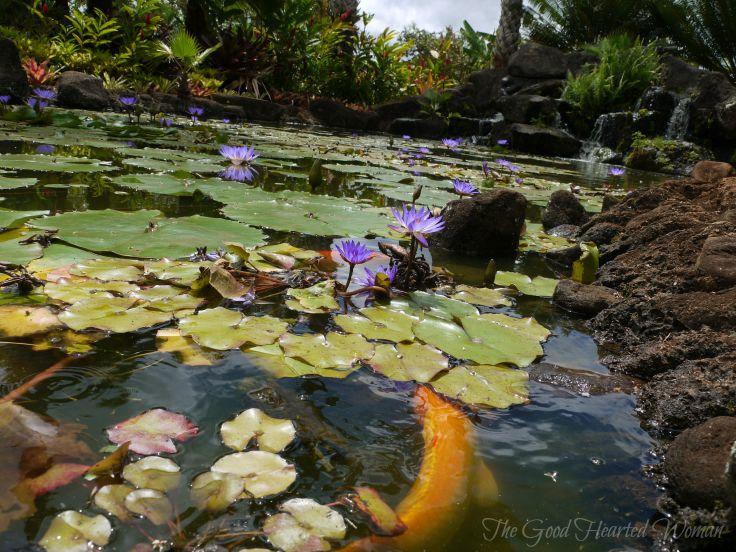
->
[663,416,736,508]
[516,79,565,99]
[542,190,589,229]
[309,99,378,131]
[0,37,28,101]
[212,94,285,122]
[591,112,634,151]
[696,235,736,284]
[544,245,582,268]
[56,71,110,110]
[510,124,581,157]
[640,356,736,433]
[660,55,706,94]
[496,94,557,125]
[691,160,735,182]
[373,97,423,124]
[579,221,623,245]
[388,117,449,138]
[431,189,527,256]
[529,362,636,395]
[508,43,568,79]
[553,280,620,316]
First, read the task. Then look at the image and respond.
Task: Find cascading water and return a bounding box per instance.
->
[666,96,692,140]
[581,114,618,162]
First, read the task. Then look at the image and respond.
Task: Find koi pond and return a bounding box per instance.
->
[0,108,668,551]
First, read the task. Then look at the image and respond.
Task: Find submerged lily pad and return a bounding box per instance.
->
[430,364,529,408]
[122,456,181,492]
[493,272,558,298]
[39,511,112,552]
[31,209,265,259]
[93,484,135,521]
[211,451,296,498]
[107,408,198,455]
[220,408,296,453]
[190,471,244,512]
[285,280,339,314]
[124,488,173,525]
[179,308,288,350]
[156,328,218,366]
[263,498,347,552]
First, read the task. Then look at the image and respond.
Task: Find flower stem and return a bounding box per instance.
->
[345,263,355,289]
[404,236,418,287]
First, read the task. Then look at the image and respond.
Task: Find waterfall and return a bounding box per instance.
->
[580,115,617,162]
[666,96,692,140]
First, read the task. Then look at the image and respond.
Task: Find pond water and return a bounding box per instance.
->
[0,110,669,551]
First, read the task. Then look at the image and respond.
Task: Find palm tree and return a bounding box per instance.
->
[158,30,220,100]
[493,0,524,68]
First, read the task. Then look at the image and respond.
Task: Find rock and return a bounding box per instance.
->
[544,245,582,268]
[431,189,527,257]
[308,99,378,131]
[625,138,709,175]
[716,95,736,137]
[691,160,735,182]
[495,94,558,125]
[564,50,598,76]
[510,123,581,157]
[547,224,579,239]
[529,362,635,395]
[660,288,736,331]
[388,117,449,139]
[508,42,568,80]
[590,112,634,151]
[0,37,28,101]
[553,280,620,316]
[579,222,623,245]
[373,97,423,125]
[516,79,565,99]
[447,116,481,136]
[542,190,589,229]
[212,94,285,122]
[638,86,677,130]
[696,235,736,284]
[660,55,706,94]
[663,416,736,508]
[55,71,111,110]
[466,68,506,112]
[601,194,622,212]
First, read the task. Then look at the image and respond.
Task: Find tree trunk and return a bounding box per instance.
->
[185,0,215,48]
[493,0,524,68]
[87,0,114,17]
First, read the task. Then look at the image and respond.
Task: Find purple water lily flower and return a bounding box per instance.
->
[223,118,231,124]
[219,144,259,166]
[33,88,56,101]
[26,98,38,108]
[442,138,463,149]
[609,167,625,177]
[220,164,258,182]
[402,135,411,140]
[160,117,173,127]
[118,96,137,107]
[188,106,204,121]
[389,204,445,247]
[35,144,55,154]
[420,147,430,154]
[497,158,520,172]
[356,264,398,289]
[453,180,479,197]
[514,177,524,185]
[482,160,491,177]
[335,239,374,266]
[0,95,10,104]
[407,159,416,167]
[497,139,509,146]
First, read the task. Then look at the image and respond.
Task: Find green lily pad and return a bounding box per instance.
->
[369,342,449,382]
[31,209,265,259]
[44,279,139,304]
[335,307,416,342]
[519,222,576,253]
[0,229,44,265]
[0,176,37,190]
[493,272,558,298]
[0,209,48,230]
[430,364,529,408]
[451,285,512,307]
[179,308,288,350]
[285,280,340,314]
[211,451,296,498]
[59,296,177,332]
[0,154,114,173]
[412,317,505,366]
[122,456,181,493]
[264,498,346,552]
[111,173,226,196]
[69,258,143,282]
[460,313,550,367]
[279,332,374,370]
[246,345,349,379]
[220,408,296,453]
[39,511,112,552]
[191,471,244,512]
[392,291,479,321]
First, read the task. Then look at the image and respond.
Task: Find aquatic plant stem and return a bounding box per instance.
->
[345,263,355,289]
[404,236,418,288]
[0,355,79,403]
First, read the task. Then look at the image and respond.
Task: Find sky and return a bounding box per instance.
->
[361,0,503,34]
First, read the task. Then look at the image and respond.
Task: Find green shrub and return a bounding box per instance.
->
[562,35,659,120]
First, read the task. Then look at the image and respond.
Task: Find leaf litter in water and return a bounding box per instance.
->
[220,408,296,453]
[106,408,198,455]
[93,484,135,521]
[190,471,245,512]
[340,486,407,537]
[263,498,346,552]
[39,510,112,552]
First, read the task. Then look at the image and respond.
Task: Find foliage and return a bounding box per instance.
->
[654,0,736,81]
[22,58,56,86]
[524,0,660,50]
[562,35,660,120]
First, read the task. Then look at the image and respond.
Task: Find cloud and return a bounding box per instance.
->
[361,0,502,33]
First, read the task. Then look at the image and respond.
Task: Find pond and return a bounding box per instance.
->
[0,109,669,551]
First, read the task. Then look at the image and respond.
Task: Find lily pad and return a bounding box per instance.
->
[246,345,349,379]
[0,208,48,230]
[335,307,416,342]
[39,511,112,552]
[369,342,449,382]
[493,272,558,298]
[343,487,407,537]
[122,456,181,492]
[156,328,217,366]
[93,484,135,521]
[392,291,479,321]
[111,173,225,196]
[263,498,346,552]
[179,308,288,350]
[0,176,37,190]
[190,471,244,512]
[285,280,339,313]
[0,305,61,337]
[31,209,265,259]
[124,488,173,525]
[211,451,296,498]
[279,332,374,370]
[461,313,550,367]
[413,317,503,365]
[0,154,114,173]
[430,364,529,408]
[107,408,199,455]
[44,279,139,304]
[220,408,296,453]
[69,258,143,282]
[451,285,512,307]
[0,229,44,265]
[59,296,177,332]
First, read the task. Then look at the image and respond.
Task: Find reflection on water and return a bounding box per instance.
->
[0,117,669,550]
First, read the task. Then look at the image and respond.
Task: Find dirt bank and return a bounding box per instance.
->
[554,161,736,549]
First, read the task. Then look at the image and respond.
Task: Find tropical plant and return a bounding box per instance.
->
[524,0,660,50]
[22,58,57,86]
[460,21,495,69]
[654,0,736,82]
[562,34,660,120]
[158,30,220,99]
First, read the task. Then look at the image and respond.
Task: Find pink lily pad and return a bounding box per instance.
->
[106,408,198,455]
